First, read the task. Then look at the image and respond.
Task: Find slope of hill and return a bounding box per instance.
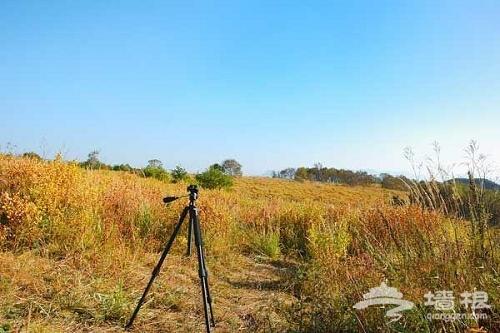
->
[450,177,500,190]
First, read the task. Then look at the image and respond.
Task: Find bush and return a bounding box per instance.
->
[143,165,169,182]
[195,166,233,190]
[171,165,190,183]
[380,174,409,191]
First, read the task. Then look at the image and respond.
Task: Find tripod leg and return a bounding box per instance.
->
[125,206,189,330]
[191,206,216,332]
[186,213,193,256]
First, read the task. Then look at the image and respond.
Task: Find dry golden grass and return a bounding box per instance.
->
[1,154,499,332]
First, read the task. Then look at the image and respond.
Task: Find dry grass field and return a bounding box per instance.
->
[0,154,499,332]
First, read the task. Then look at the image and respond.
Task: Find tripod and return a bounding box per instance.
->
[125,185,215,332]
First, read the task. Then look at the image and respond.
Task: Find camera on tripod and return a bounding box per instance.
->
[187,185,198,202]
[187,184,199,194]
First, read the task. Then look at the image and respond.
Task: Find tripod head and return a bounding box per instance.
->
[187,184,199,202]
[163,185,199,204]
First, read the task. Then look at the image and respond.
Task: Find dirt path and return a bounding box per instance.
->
[123,254,296,333]
[1,252,297,332]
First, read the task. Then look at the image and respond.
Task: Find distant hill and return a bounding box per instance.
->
[447,178,500,191]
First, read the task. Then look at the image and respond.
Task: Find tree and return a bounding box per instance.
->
[79,149,103,170]
[381,174,408,191]
[144,159,169,182]
[112,164,133,172]
[210,163,224,172]
[88,150,101,168]
[294,167,310,181]
[148,159,163,169]
[171,165,190,183]
[312,162,324,181]
[22,151,42,160]
[280,167,296,179]
[195,165,233,190]
[271,167,296,179]
[221,159,243,177]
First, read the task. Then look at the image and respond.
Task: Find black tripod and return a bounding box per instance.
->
[125,185,215,332]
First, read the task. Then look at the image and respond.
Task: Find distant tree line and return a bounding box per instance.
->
[6,148,242,190]
[272,163,381,186]
[18,150,407,190]
[271,163,414,190]
[75,150,241,190]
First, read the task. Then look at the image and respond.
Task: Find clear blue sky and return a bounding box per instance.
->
[1,0,499,176]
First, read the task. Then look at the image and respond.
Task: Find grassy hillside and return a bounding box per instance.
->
[0,154,499,332]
